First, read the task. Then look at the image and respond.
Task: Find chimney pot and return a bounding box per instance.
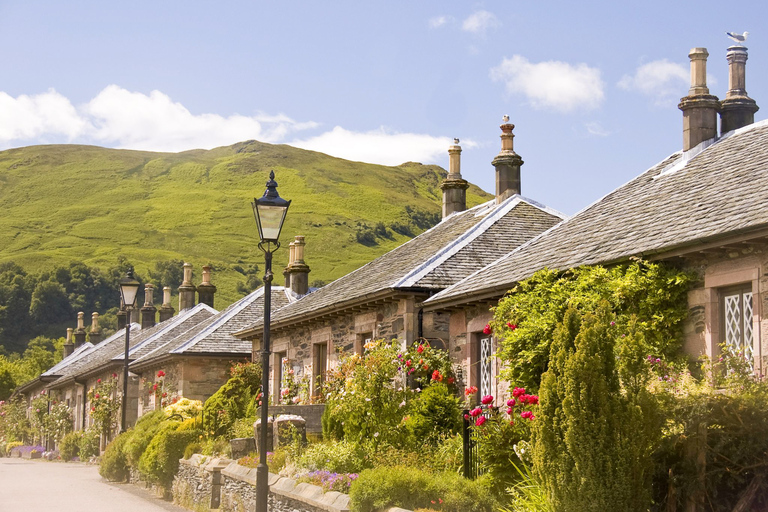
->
[140,284,157,329]
[720,45,759,134]
[197,265,217,308]
[441,140,469,218]
[286,235,311,295]
[492,118,523,203]
[63,328,74,358]
[159,286,175,322]
[178,262,196,311]
[679,47,720,151]
[88,312,102,344]
[74,313,86,348]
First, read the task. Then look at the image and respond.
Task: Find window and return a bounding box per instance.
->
[721,285,755,370]
[277,351,288,391]
[313,343,328,397]
[357,332,373,355]
[478,335,493,399]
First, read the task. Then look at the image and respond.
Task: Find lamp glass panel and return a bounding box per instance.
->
[120,283,140,307]
[256,204,288,241]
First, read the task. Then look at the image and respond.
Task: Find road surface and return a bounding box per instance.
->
[0,458,188,512]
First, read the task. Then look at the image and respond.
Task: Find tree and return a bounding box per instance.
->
[532,306,657,512]
[29,279,72,324]
[148,259,185,292]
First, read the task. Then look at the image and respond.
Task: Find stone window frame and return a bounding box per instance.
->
[704,267,762,375]
[310,333,332,399]
[271,347,289,403]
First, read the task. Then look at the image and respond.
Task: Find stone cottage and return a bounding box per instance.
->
[235,122,565,403]
[422,44,767,399]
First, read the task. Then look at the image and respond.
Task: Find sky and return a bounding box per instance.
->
[0,1,765,215]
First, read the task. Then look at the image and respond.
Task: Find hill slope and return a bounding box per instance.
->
[0,141,491,309]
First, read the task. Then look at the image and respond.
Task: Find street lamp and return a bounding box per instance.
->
[119,269,140,433]
[251,170,290,512]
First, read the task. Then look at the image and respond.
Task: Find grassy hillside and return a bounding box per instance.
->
[0,141,491,310]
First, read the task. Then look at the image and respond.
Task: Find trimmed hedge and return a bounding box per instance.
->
[349,466,496,512]
[138,421,202,486]
[99,431,131,482]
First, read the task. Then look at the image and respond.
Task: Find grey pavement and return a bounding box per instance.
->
[0,458,189,512]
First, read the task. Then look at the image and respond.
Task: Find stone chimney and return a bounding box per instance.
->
[285,236,311,295]
[283,241,296,289]
[197,265,217,308]
[440,139,469,218]
[159,286,175,322]
[117,301,127,331]
[63,328,74,358]
[720,45,759,134]
[679,48,720,151]
[140,284,157,329]
[491,117,523,204]
[74,312,87,348]
[178,262,196,311]
[88,312,102,345]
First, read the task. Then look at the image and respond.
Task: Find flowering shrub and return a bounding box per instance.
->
[297,470,359,493]
[88,375,121,437]
[279,359,311,404]
[163,397,202,420]
[0,398,29,444]
[400,340,458,391]
[492,262,693,391]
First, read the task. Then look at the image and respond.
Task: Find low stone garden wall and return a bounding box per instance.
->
[172,455,413,512]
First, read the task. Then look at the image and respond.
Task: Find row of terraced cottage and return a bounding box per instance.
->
[15,43,768,444]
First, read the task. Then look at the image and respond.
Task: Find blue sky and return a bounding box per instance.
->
[0,1,764,214]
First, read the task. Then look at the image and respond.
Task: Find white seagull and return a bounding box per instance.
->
[726,31,748,44]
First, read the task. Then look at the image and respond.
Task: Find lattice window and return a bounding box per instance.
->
[480,336,492,399]
[723,288,754,370]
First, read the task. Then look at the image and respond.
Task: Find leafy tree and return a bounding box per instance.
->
[0,263,34,352]
[29,279,72,324]
[148,259,185,292]
[22,336,61,376]
[234,263,263,296]
[0,367,16,401]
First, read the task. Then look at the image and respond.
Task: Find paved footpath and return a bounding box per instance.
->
[0,458,189,512]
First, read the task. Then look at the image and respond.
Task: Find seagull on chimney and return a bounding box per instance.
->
[726,31,748,44]
[454,138,460,144]
[503,115,510,123]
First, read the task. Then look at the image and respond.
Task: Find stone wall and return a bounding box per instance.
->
[268,405,325,434]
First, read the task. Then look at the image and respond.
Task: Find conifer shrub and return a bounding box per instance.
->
[532,306,657,512]
[202,361,261,438]
[349,466,495,512]
[59,431,82,461]
[99,431,131,481]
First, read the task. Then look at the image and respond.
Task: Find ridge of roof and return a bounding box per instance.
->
[42,342,94,376]
[125,303,217,357]
[170,286,292,354]
[396,195,566,288]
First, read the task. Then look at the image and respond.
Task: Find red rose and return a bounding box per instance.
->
[447,377,455,384]
[97,379,101,383]
[475,416,487,426]
[469,407,482,417]
[416,344,424,354]
[157,370,166,378]
[483,324,492,335]
[507,322,517,330]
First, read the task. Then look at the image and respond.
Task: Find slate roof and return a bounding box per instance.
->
[41,342,94,378]
[129,286,295,367]
[114,303,217,363]
[425,120,768,307]
[239,195,564,332]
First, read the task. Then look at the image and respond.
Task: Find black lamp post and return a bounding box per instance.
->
[252,170,290,512]
[119,269,140,432]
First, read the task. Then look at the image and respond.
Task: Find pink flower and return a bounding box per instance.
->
[506,407,513,415]
[94,393,100,399]
[464,414,470,420]
[481,395,494,405]
[475,416,487,426]
[483,324,492,335]
[469,407,482,417]
[512,387,526,398]
[520,411,535,420]
[97,379,101,383]
[506,398,516,407]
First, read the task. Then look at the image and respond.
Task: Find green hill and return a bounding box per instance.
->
[0,141,491,311]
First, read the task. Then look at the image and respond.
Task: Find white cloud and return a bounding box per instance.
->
[0,86,318,152]
[429,15,453,29]
[617,59,689,105]
[490,55,605,112]
[584,122,610,137]
[462,10,500,36]
[290,126,474,166]
[0,89,89,142]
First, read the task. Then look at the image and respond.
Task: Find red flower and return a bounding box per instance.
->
[91,407,95,412]
[507,322,517,330]
[464,414,470,420]
[162,392,167,397]
[483,324,492,335]
[475,416,487,426]
[422,365,429,370]
[506,407,513,415]
[157,370,166,378]
[520,411,535,420]
[507,398,516,407]
[465,386,478,396]
[512,387,526,398]
[97,378,101,383]
[112,373,117,378]
[406,360,412,367]
[416,344,424,354]
[447,377,455,384]
[481,395,494,405]
[94,393,100,399]
[152,384,158,391]
[469,407,482,417]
